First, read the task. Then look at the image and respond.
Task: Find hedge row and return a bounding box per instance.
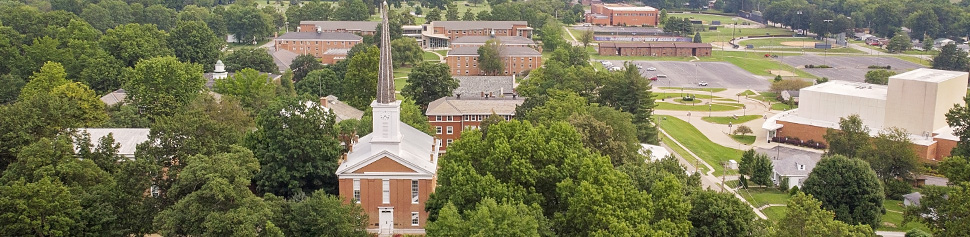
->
[772,136,827,149]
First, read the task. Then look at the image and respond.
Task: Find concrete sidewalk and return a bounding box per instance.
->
[654,88,781,151]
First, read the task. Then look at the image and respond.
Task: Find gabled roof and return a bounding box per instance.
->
[452,36,536,45]
[277,32,363,41]
[335,122,437,176]
[426,96,525,116]
[430,21,529,30]
[100,89,126,106]
[322,95,364,122]
[77,128,150,157]
[453,76,515,96]
[772,154,820,176]
[299,21,380,32]
[903,192,922,206]
[447,46,541,56]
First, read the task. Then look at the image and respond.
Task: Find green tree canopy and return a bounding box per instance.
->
[264,190,368,237]
[213,68,278,112]
[598,63,658,144]
[863,69,896,85]
[903,183,970,236]
[777,192,875,237]
[336,0,369,21]
[224,5,274,44]
[123,56,205,119]
[341,45,379,109]
[169,20,222,71]
[391,37,422,67]
[886,34,912,53]
[932,43,970,72]
[223,48,279,73]
[100,23,173,67]
[402,62,458,110]
[802,155,884,228]
[295,68,342,98]
[427,199,548,236]
[863,127,919,181]
[477,39,504,75]
[688,190,758,237]
[290,54,324,82]
[823,114,871,158]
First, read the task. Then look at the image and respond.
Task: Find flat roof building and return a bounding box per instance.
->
[598,42,713,57]
[763,68,969,161]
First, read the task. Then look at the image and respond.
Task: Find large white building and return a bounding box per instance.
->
[763,68,968,161]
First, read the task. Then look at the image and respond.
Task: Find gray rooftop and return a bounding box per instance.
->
[426,96,525,116]
[78,128,150,157]
[299,21,380,31]
[771,154,820,177]
[277,32,363,41]
[100,89,126,106]
[453,76,515,96]
[903,192,922,206]
[322,95,364,122]
[451,36,536,45]
[430,21,529,30]
[447,46,541,56]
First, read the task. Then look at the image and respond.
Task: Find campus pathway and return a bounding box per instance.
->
[654,87,779,151]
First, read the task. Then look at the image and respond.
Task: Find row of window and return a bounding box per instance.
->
[435,115,514,122]
[435,126,454,135]
[613,13,655,16]
[434,115,456,121]
[280,40,357,45]
[352,179,420,204]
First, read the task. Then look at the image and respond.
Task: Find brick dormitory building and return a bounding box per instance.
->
[586,3,660,26]
[298,21,380,35]
[425,96,525,151]
[446,46,542,76]
[421,21,533,48]
[762,68,968,161]
[598,42,713,57]
[274,31,363,64]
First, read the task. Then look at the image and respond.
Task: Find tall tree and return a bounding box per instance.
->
[540,18,566,52]
[863,127,919,181]
[223,48,279,73]
[284,1,334,31]
[214,68,278,112]
[336,0,369,21]
[446,3,459,21]
[688,190,758,237]
[932,43,970,72]
[0,177,81,236]
[263,191,368,236]
[477,39,503,75]
[802,155,884,228]
[391,38,422,67]
[904,184,970,236]
[290,54,324,82]
[427,199,547,236]
[138,4,177,31]
[295,68,342,98]
[224,5,274,44]
[598,63,658,144]
[426,8,442,22]
[777,192,875,237]
[100,23,173,67]
[750,152,774,187]
[341,45,380,109]
[939,156,970,184]
[580,28,594,48]
[462,9,476,21]
[823,114,871,158]
[402,62,458,110]
[169,20,222,72]
[123,56,205,119]
[886,34,912,53]
[246,97,343,197]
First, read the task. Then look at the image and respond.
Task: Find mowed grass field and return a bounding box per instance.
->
[668,13,746,25]
[702,115,760,124]
[655,115,741,175]
[699,27,795,43]
[702,51,816,78]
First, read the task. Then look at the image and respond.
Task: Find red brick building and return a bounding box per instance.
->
[336,5,439,235]
[421,21,533,48]
[586,3,660,26]
[446,46,542,76]
[598,42,713,57]
[298,21,380,35]
[425,96,525,151]
[274,32,362,64]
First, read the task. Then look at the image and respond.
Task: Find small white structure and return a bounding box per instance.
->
[771,154,820,189]
[727,160,739,170]
[212,60,228,80]
[76,128,151,158]
[640,144,671,162]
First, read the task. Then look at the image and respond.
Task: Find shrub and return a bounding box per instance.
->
[779,177,790,192]
[867,65,892,69]
[904,229,931,237]
[883,179,912,201]
[789,185,800,196]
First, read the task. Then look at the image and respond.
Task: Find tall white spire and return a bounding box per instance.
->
[371,1,402,144]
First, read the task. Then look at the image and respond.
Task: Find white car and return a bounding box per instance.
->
[698,81,709,86]
[646,67,657,71]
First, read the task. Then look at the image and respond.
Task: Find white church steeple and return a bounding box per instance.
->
[371,1,402,143]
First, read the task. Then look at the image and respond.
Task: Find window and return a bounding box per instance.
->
[446,139,453,145]
[353,179,361,203]
[436,126,442,134]
[382,179,390,204]
[411,212,419,226]
[411,180,419,203]
[446,126,453,134]
[150,185,160,198]
[798,164,806,171]
[435,116,441,121]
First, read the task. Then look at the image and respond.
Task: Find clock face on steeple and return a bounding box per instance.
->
[380,113,391,120]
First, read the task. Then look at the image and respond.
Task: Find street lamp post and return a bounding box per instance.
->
[823,19,833,66]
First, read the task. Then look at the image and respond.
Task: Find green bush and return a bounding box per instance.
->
[904,228,932,237]
[789,185,800,196]
[778,177,789,192]
[883,179,912,201]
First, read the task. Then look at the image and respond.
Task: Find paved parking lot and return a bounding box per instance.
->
[776,55,925,82]
[605,60,772,90]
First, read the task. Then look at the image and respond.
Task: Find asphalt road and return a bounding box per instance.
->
[605,60,772,90]
[776,55,924,82]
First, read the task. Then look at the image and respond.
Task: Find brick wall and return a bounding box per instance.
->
[275,39,359,58]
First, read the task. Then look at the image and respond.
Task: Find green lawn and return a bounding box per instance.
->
[422,51,441,61]
[771,102,795,111]
[659,87,728,93]
[699,27,795,43]
[893,55,932,67]
[702,115,760,124]
[740,38,862,53]
[660,133,707,174]
[731,135,756,145]
[752,92,779,103]
[762,206,788,221]
[702,51,816,78]
[668,13,743,25]
[655,115,741,175]
[742,37,821,47]
[654,92,721,100]
[739,188,790,207]
[737,90,756,96]
[393,66,412,91]
[655,102,741,111]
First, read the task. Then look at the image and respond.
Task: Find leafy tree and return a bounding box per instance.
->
[549,46,590,68]
[802,155,884,228]
[154,146,277,236]
[336,0,369,21]
[427,199,546,236]
[400,10,416,25]
[905,10,940,39]
[462,9,476,21]
[284,1,334,31]
[139,4,177,31]
[169,20,222,71]
[903,184,970,236]
[403,62,458,110]
[863,127,919,181]
[580,28,593,48]
[124,56,205,119]
[770,78,813,93]
[0,177,81,236]
[263,191,368,237]
[80,4,117,31]
[568,107,642,167]
[693,32,702,43]
[540,18,566,52]
[659,9,668,25]
[864,70,896,85]
[477,39,504,75]
[426,8,442,22]
[0,74,24,103]
[777,192,875,237]
[295,68,342,98]
[619,155,701,195]
[223,48,279,73]
[824,114,871,158]
[290,54,324,82]
[749,152,774,187]
[886,34,912,53]
[598,63,658,144]
[940,156,970,184]
[663,17,694,36]
[739,149,756,176]
[342,45,380,109]
[922,36,934,51]
[905,229,932,237]
[225,5,274,44]
[391,38,422,67]
[100,23,173,67]
[733,125,752,136]
[214,68,278,112]
[688,190,758,237]
[446,3,459,21]
[19,61,70,100]
[246,97,342,196]
[932,43,970,72]
[414,6,423,15]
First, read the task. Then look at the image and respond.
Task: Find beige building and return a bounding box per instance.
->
[763,68,969,161]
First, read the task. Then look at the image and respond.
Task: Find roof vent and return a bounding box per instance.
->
[316,26,322,34]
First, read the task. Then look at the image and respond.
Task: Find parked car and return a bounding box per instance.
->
[646,67,657,71]
[649,76,658,81]
[657,74,667,78]
[610,66,623,71]
[635,65,643,69]
[698,81,708,86]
